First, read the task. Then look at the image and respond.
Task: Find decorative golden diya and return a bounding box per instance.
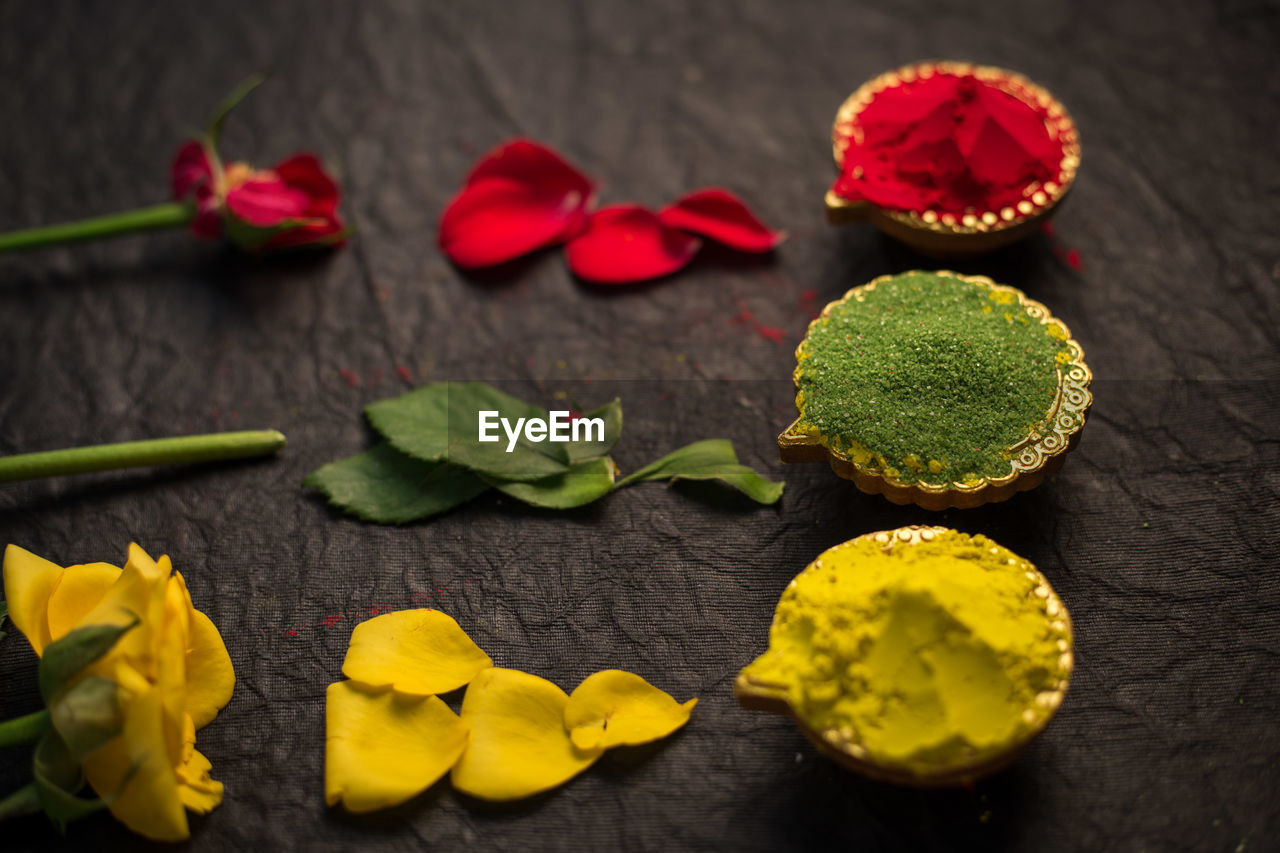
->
[826,61,1080,258]
[778,271,1091,510]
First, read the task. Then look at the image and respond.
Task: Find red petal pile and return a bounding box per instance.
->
[831,72,1065,216]
[439,140,783,284]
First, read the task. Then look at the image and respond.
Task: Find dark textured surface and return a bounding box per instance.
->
[1,1,1278,850]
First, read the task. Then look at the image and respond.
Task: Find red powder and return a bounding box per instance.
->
[395,364,414,383]
[338,367,360,388]
[1065,248,1083,270]
[832,70,1065,216]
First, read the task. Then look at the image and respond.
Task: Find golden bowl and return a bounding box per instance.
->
[778,271,1092,510]
[826,61,1080,259]
[734,525,1073,787]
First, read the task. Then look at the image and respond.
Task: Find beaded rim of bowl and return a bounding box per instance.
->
[733,525,1074,787]
[777,271,1092,510]
[827,60,1081,236]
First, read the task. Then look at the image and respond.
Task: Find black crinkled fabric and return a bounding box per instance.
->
[1,2,1277,851]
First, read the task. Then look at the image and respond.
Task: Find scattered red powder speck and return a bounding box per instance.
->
[367,606,381,615]
[395,364,414,383]
[229,410,239,420]
[734,306,787,344]
[756,324,785,344]
[800,288,818,303]
[1065,248,1083,270]
[1040,220,1056,237]
[412,593,429,602]
[338,367,360,388]
[284,629,298,638]
[319,615,342,628]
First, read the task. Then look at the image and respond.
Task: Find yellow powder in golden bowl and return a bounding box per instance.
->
[736,526,1072,785]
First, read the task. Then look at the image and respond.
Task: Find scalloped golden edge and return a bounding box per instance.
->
[827,60,1081,258]
[734,525,1074,787]
[778,271,1093,511]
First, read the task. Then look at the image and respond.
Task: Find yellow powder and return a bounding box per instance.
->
[742,530,1070,774]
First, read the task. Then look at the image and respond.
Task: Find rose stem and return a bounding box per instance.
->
[0,201,195,254]
[0,709,50,749]
[0,430,287,483]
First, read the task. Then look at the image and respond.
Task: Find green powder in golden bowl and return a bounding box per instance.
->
[779,271,1091,509]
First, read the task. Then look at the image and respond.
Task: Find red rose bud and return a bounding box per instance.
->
[172,144,347,251]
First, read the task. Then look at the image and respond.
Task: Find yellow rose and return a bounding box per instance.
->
[2,543,235,841]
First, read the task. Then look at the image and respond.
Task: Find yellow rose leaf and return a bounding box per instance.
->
[564,670,698,751]
[45,562,122,641]
[342,609,492,695]
[2,543,64,654]
[83,683,190,842]
[451,668,602,801]
[325,680,469,813]
[185,609,236,730]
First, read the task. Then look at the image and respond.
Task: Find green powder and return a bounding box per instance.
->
[795,272,1071,486]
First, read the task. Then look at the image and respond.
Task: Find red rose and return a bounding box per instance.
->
[172,141,347,251]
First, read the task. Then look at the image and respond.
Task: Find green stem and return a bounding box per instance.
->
[0,783,41,821]
[0,430,287,483]
[0,201,195,254]
[0,710,50,749]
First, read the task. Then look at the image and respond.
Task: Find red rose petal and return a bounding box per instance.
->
[273,153,341,216]
[171,140,223,238]
[226,176,312,226]
[566,205,701,284]
[439,138,596,269]
[441,177,592,269]
[171,140,214,200]
[657,188,784,252]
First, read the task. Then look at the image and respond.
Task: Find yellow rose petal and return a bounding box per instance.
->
[45,562,122,641]
[325,680,469,813]
[564,670,697,751]
[176,714,223,813]
[2,543,64,655]
[84,684,189,842]
[342,609,492,695]
[451,668,602,801]
[185,609,236,730]
[80,544,171,674]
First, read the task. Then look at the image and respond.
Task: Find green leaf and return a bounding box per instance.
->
[617,439,785,505]
[48,676,121,762]
[39,621,137,706]
[365,382,572,482]
[485,456,618,509]
[32,729,109,831]
[303,443,488,524]
[564,399,623,464]
[0,784,41,821]
[208,71,268,147]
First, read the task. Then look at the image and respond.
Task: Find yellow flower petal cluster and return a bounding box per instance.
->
[2,543,235,841]
[325,609,696,811]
